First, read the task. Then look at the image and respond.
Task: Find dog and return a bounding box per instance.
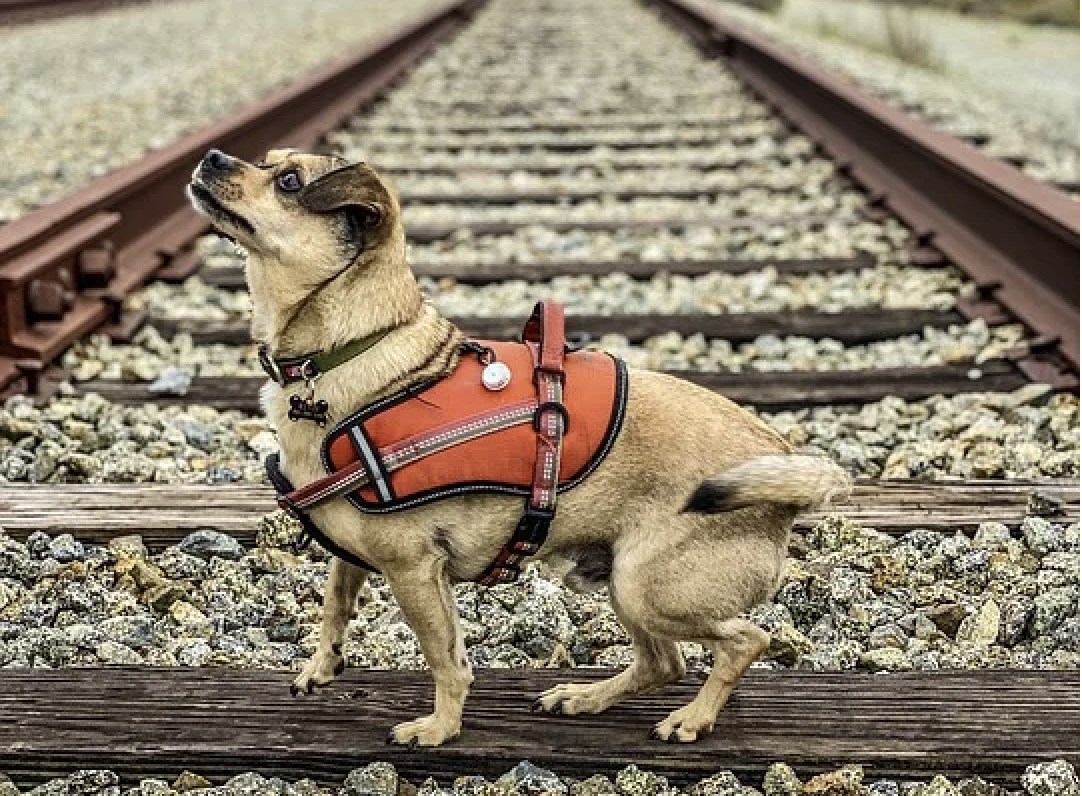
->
[188,148,849,747]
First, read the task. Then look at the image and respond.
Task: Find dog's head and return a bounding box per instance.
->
[188,148,398,261]
[188,148,411,342]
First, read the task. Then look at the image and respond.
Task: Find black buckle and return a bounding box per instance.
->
[258,344,284,384]
[484,565,520,584]
[513,506,554,549]
[533,401,570,433]
[276,493,301,519]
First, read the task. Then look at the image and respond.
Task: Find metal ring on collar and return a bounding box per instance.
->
[300,359,320,381]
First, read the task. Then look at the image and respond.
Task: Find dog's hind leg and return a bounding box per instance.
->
[650,618,768,743]
[534,600,685,716]
[384,556,473,747]
[291,557,368,696]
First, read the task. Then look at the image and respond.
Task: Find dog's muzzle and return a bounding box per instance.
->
[200,148,238,178]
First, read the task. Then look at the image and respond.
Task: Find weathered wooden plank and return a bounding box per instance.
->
[154,308,986,347]
[0,668,1075,788]
[199,256,879,289]
[405,212,843,243]
[350,111,766,132]
[2,479,1075,547]
[399,182,837,204]
[365,128,784,153]
[72,360,1031,413]
[379,154,807,176]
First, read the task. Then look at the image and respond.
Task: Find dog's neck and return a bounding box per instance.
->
[247,238,463,405]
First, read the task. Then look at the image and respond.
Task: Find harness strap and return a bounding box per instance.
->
[522,300,567,380]
[264,453,378,572]
[265,302,571,586]
[477,302,567,586]
[276,399,539,513]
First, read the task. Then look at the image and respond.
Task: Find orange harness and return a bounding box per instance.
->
[266,302,628,584]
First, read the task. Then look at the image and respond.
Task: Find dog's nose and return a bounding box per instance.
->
[202,149,234,175]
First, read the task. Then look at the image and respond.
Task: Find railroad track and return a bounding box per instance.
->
[0,0,1078,790]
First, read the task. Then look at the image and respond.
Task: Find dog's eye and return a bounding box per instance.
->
[276,171,302,193]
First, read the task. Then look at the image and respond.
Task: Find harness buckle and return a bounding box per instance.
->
[482,565,520,585]
[276,493,302,519]
[513,506,554,550]
[258,344,284,385]
[533,401,570,433]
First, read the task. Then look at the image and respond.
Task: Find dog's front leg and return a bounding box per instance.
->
[384,558,472,747]
[292,557,368,695]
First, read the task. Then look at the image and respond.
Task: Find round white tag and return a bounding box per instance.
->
[481,361,512,391]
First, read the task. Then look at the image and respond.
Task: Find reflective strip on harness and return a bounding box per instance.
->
[350,426,393,502]
[289,400,538,511]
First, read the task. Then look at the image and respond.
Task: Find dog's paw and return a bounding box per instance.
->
[651,704,714,743]
[290,644,345,696]
[533,682,613,715]
[386,714,460,748]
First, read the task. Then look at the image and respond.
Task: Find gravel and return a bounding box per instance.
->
[125,261,969,320]
[0,496,1077,671]
[0,391,266,485]
[5,760,1078,796]
[386,158,840,196]
[61,328,260,383]
[602,320,1027,372]
[407,217,914,264]
[711,0,1079,190]
[419,266,967,314]
[4,382,1074,485]
[400,190,867,226]
[0,0,441,221]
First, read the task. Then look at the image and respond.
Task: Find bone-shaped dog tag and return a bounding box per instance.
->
[289,394,330,426]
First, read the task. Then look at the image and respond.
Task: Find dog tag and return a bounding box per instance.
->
[481,361,512,391]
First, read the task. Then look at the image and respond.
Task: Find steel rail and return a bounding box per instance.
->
[646,0,1080,375]
[0,0,486,393]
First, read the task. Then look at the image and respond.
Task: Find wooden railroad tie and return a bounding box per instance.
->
[0,667,1076,788]
[152,308,1004,348]
[195,256,880,289]
[1,480,1075,549]
[72,360,1032,413]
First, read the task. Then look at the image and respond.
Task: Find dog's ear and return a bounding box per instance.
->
[298,163,391,231]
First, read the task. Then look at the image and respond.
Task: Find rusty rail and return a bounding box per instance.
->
[0,0,485,393]
[647,0,1080,377]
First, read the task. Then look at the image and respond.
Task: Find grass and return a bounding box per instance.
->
[880,3,947,70]
[807,2,948,71]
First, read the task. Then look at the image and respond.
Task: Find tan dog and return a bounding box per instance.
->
[188,148,849,747]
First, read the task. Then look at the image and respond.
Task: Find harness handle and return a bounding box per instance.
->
[522,301,567,381]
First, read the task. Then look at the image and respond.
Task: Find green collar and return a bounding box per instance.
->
[257,329,391,385]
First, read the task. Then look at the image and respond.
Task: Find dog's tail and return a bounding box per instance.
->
[683,454,850,514]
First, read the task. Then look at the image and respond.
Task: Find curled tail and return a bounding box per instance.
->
[684,454,850,514]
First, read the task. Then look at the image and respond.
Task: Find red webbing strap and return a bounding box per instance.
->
[281,459,370,513]
[282,401,540,513]
[479,302,568,585]
[522,301,566,379]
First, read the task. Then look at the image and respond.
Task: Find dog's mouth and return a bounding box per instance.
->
[187,182,255,238]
